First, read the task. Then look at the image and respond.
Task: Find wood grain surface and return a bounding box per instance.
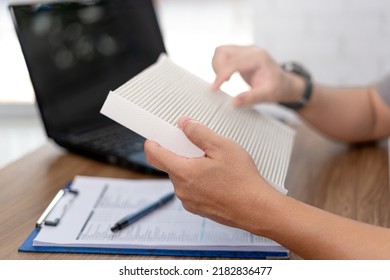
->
[0,122,388,259]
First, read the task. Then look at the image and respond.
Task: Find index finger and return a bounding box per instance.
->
[211,67,236,91]
[211,46,236,91]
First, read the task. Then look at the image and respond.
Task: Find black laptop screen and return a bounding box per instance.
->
[10,0,166,136]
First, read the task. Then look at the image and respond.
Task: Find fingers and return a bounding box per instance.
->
[145,117,224,172]
[212,45,236,73]
[211,45,239,91]
[211,46,261,92]
[211,68,235,91]
[144,140,183,173]
[178,116,222,154]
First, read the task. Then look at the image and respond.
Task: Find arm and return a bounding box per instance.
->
[288,78,390,142]
[260,191,390,259]
[144,117,390,259]
[211,45,390,142]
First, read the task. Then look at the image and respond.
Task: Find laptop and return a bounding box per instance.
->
[9,0,166,175]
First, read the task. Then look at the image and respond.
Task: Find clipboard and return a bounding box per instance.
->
[19,229,288,258]
[18,176,289,259]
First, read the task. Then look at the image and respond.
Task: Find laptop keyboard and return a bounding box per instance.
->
[68,125,145,157]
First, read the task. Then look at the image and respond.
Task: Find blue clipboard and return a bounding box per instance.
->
[18,228,288,258]
[18,181,289,259]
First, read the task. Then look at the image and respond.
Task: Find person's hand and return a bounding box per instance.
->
[144,116,281,233]
[211,45,304,107]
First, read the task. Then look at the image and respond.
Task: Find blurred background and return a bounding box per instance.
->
[1,0,390,168]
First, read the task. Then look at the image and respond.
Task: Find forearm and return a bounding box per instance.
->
[249,192,390,259]
[300,85,385,142]
[213,45,390,141]
[286,74,390,142]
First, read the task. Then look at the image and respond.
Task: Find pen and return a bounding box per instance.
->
[110,192,175,232]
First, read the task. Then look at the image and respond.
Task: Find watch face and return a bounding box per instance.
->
[282,62,311,80]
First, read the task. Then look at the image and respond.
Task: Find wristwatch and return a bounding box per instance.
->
[279,62,313,110]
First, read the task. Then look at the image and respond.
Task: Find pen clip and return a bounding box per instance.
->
[36,188,78,228]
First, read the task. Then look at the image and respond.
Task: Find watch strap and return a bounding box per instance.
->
[279,62,313,110]
[279,76,313,110]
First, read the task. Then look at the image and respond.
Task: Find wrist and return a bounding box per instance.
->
[242,181,287,237]
[282,72,306,103]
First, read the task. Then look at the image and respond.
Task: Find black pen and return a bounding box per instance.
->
[110,192,175,232]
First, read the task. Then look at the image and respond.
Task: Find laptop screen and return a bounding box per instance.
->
[10,0,166,137]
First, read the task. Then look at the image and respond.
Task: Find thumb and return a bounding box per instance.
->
[232,88,271,107]
[144,140,183,173]
[178,116,222,153]
[232,91,257,107]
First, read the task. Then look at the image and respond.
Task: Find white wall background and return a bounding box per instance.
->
[254,0,390,86]
[156,0,254,93]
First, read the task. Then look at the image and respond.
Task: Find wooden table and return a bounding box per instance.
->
[1,123,389,259]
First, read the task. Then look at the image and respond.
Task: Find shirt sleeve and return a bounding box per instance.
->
[376,73,390,106]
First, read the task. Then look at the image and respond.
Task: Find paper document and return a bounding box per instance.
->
[101,55,295,194]
[33,176,287,253]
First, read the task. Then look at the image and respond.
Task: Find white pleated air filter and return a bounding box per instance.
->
[101,55,295,193]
